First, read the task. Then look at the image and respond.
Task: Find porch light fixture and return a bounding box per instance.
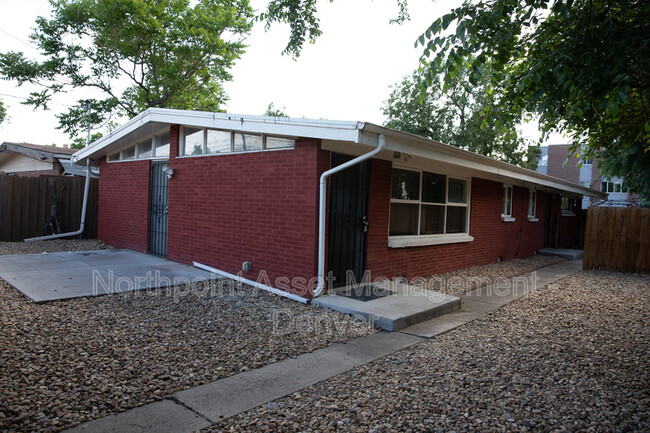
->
[165,167,174,179]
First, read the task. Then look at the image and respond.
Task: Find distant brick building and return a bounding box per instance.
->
[537,144,635,208]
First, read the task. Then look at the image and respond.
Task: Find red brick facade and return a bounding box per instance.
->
[547,144,580,182]
[97,159,151,252]
[364,159,546,279]
[97,128,560,296]
[165,125,329,298]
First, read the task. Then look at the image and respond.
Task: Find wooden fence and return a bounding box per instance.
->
[583,206,650,273]
[0,175,98,241]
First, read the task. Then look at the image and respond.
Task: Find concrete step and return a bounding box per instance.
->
[312,281,461,331]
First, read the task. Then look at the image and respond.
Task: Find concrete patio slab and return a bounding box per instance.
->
[312,280,461,331]
[0,249,219,303]
[65,399,211,433]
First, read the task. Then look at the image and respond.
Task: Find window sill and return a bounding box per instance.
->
[561,211,576,217]
[501,216,516,222]
[527,217,539,222]
[388,234,474,248]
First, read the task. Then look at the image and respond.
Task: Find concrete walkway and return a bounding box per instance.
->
[65,259,582,433]
[0,249,217,303]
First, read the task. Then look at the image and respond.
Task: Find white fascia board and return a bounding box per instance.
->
[73,108,364,163]
[73,110,154,163]
[359,123,607,199]
[156,109,364,142]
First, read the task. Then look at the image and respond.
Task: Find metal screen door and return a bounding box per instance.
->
[149,161,169,257]
[327,153,370,288]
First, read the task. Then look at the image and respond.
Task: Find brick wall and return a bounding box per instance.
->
[166,125,328,298]
[97,159,151,252]
[364,159,546,280]
[547,144,580,182]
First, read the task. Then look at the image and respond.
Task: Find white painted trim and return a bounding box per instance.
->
[527,217,539,222]
[501,216,516,222]
[389,166,471,238]
[388,234,474,248]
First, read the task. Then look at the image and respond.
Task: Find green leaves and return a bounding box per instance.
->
[0,99,6,125]
[382,60,534,168]
[415,0,650,199]
[1,0,255,139]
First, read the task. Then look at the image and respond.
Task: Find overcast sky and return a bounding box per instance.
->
[0,0,565,147]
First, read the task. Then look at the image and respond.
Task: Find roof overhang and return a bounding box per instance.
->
[72,108,606,200]
[72,108,365,164]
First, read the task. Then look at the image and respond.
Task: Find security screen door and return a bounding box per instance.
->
[327,153,370,288]
[149,161,169,257]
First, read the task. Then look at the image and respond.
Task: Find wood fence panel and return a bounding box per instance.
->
[638,211,650,274]
[0,175,98,241]
[583,206,650,273]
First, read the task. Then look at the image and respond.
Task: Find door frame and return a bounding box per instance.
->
[148,160,169,257]
[327,153,370,288]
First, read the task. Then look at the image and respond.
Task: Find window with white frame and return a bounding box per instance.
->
[180,126,294,156]
[538,154,548,167]
[601,180,628,193]
[107,130,170,162]
[389,168,469,237]
[502,186,513,217]
[528,190,537,217]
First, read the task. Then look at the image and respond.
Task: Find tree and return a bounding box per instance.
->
[383,63,539,169]
[416,0,650,198]
[260,0,409,57]
[0,100,6,125]
[0,0,254,140]
[261,0,649,198]
[264,102,288,117]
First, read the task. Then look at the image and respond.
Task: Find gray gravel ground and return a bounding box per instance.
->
[0,239,111,256]
[0,239,375,433]
[417,255,564,296]
[208,270,650,433]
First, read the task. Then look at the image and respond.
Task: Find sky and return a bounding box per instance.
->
[0,0,566,147]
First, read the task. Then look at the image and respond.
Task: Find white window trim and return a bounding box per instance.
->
[502,185,514,222]
[388,166,471,245]
[527,189,538,221]
[389,233,474,248]
[106,128,170,162]
[178,126,295,158]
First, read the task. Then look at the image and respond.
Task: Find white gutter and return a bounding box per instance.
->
[193,261,309,304]
[24,158,92,242]
[312,133,385,298]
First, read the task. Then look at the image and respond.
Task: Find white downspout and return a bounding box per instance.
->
[193,261,309,303]
[312,133,385,298]
[24,159,92,242]
[26,100,93,242]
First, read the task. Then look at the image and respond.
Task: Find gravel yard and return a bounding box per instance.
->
[0,239,111,256]
[0,240,375,433]
[417,255,564,296]
[210,270,650,432]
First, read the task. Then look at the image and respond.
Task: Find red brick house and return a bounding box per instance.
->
[73,108,605,299]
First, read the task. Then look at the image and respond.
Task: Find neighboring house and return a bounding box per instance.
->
[536,144,636,208]
[0,142,95,177]
[72,109,605,299]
